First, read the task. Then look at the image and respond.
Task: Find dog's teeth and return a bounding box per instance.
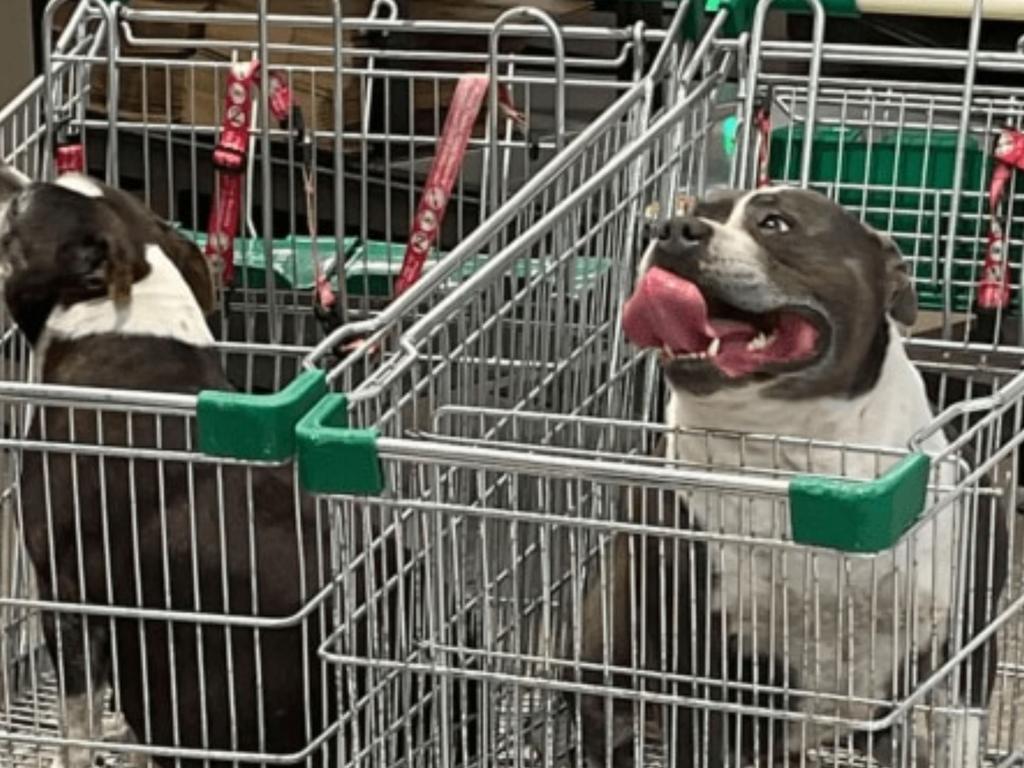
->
[663,344,675,359]
[747,332,774,352]
[707,338,720,357]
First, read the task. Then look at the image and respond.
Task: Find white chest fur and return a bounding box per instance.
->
[666,324,959,744]
[34,243,215,381]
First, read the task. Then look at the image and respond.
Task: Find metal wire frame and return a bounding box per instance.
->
[732,0,1024,347]
[315,66,733,432]
[305,1,1024,489]
[315,393,1023,767]
[290,4,1024,765]
[37,0,677,348]
[292,0,710,396]
[0,338,363,764]
[0,4,703,765]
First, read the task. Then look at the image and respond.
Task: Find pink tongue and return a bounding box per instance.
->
[621,267,821,379]
[622,267,716,353]
[623,267,758,353]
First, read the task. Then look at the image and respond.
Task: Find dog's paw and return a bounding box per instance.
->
[101,712,152,768]
[101,712,136,745]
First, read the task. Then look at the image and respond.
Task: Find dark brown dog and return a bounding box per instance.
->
[0,172,422,768]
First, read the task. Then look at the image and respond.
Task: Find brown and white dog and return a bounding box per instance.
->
[0,169,338,768]
[0,168,473,768]
[572,187,1007,767]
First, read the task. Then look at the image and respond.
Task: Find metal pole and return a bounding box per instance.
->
[257,0,278,341]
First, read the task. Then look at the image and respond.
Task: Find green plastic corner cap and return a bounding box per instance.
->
[295,394,384,495]
[197,369,328,462]
[708,0,859,36]
[789,453,931,553]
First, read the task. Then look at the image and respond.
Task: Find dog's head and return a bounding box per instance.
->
[623,187,917,400]
[0,172,215,345]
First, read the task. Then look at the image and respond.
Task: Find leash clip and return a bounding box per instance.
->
[53,112,85,176]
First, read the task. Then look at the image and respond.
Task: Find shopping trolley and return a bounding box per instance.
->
[0,2,706,767]
[34,0,683,360]
[295,0,1024,765]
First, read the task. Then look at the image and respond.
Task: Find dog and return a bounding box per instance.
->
[0,169,426,768]
[570,187,1008,767]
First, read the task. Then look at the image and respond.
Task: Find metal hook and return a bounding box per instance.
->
[739,0,826,189]
[487,7,566,215]
[369,0,400,23]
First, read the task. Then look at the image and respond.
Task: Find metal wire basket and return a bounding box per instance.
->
[297,1,1024,765]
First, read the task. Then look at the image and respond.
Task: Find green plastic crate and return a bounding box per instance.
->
[181,230,612,299]
[769,124,1023,315]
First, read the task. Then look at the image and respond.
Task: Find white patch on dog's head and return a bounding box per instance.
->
[42,243,214,348]
[702,187,805,297]
[703,189,775,295]
[34,243,215,379]
[55,173,104,199]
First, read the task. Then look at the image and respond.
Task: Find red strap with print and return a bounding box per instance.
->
[393,77,527,298]
[979,128,1024,311]
[205,63,294,285]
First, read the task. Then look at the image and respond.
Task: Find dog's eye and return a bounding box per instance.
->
[759,214,791,233]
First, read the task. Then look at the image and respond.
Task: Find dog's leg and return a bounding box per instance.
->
[41,607,111,768]
[59,687,106,768]
[935,711,982,768]
[102,713,151,768]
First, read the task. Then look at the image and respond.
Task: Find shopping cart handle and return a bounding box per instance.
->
[708,0,1024,35]
[197,369,328,462]
[295,394,384,495]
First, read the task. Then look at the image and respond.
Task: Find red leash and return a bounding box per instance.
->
[393,75,527,298]
[978,128,1024,317]
[53,117,86,176]
[753,100,773,190]
[205,60,294,286]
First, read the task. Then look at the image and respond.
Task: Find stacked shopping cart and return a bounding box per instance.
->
[1,0,1024,767]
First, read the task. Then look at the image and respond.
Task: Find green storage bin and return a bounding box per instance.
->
[181,230,612,300]
[769,124,1023,315]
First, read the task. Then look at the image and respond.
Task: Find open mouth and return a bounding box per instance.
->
[622,266,826,379]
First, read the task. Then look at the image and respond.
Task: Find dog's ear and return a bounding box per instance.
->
[864,226,917,327]
[882,237,918,328]
[157,222,217,315]
[94,182,218,316]
[57,228,142,308]
[105,240,135,307]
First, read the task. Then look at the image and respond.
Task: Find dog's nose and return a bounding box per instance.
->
[657,216,710,247]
